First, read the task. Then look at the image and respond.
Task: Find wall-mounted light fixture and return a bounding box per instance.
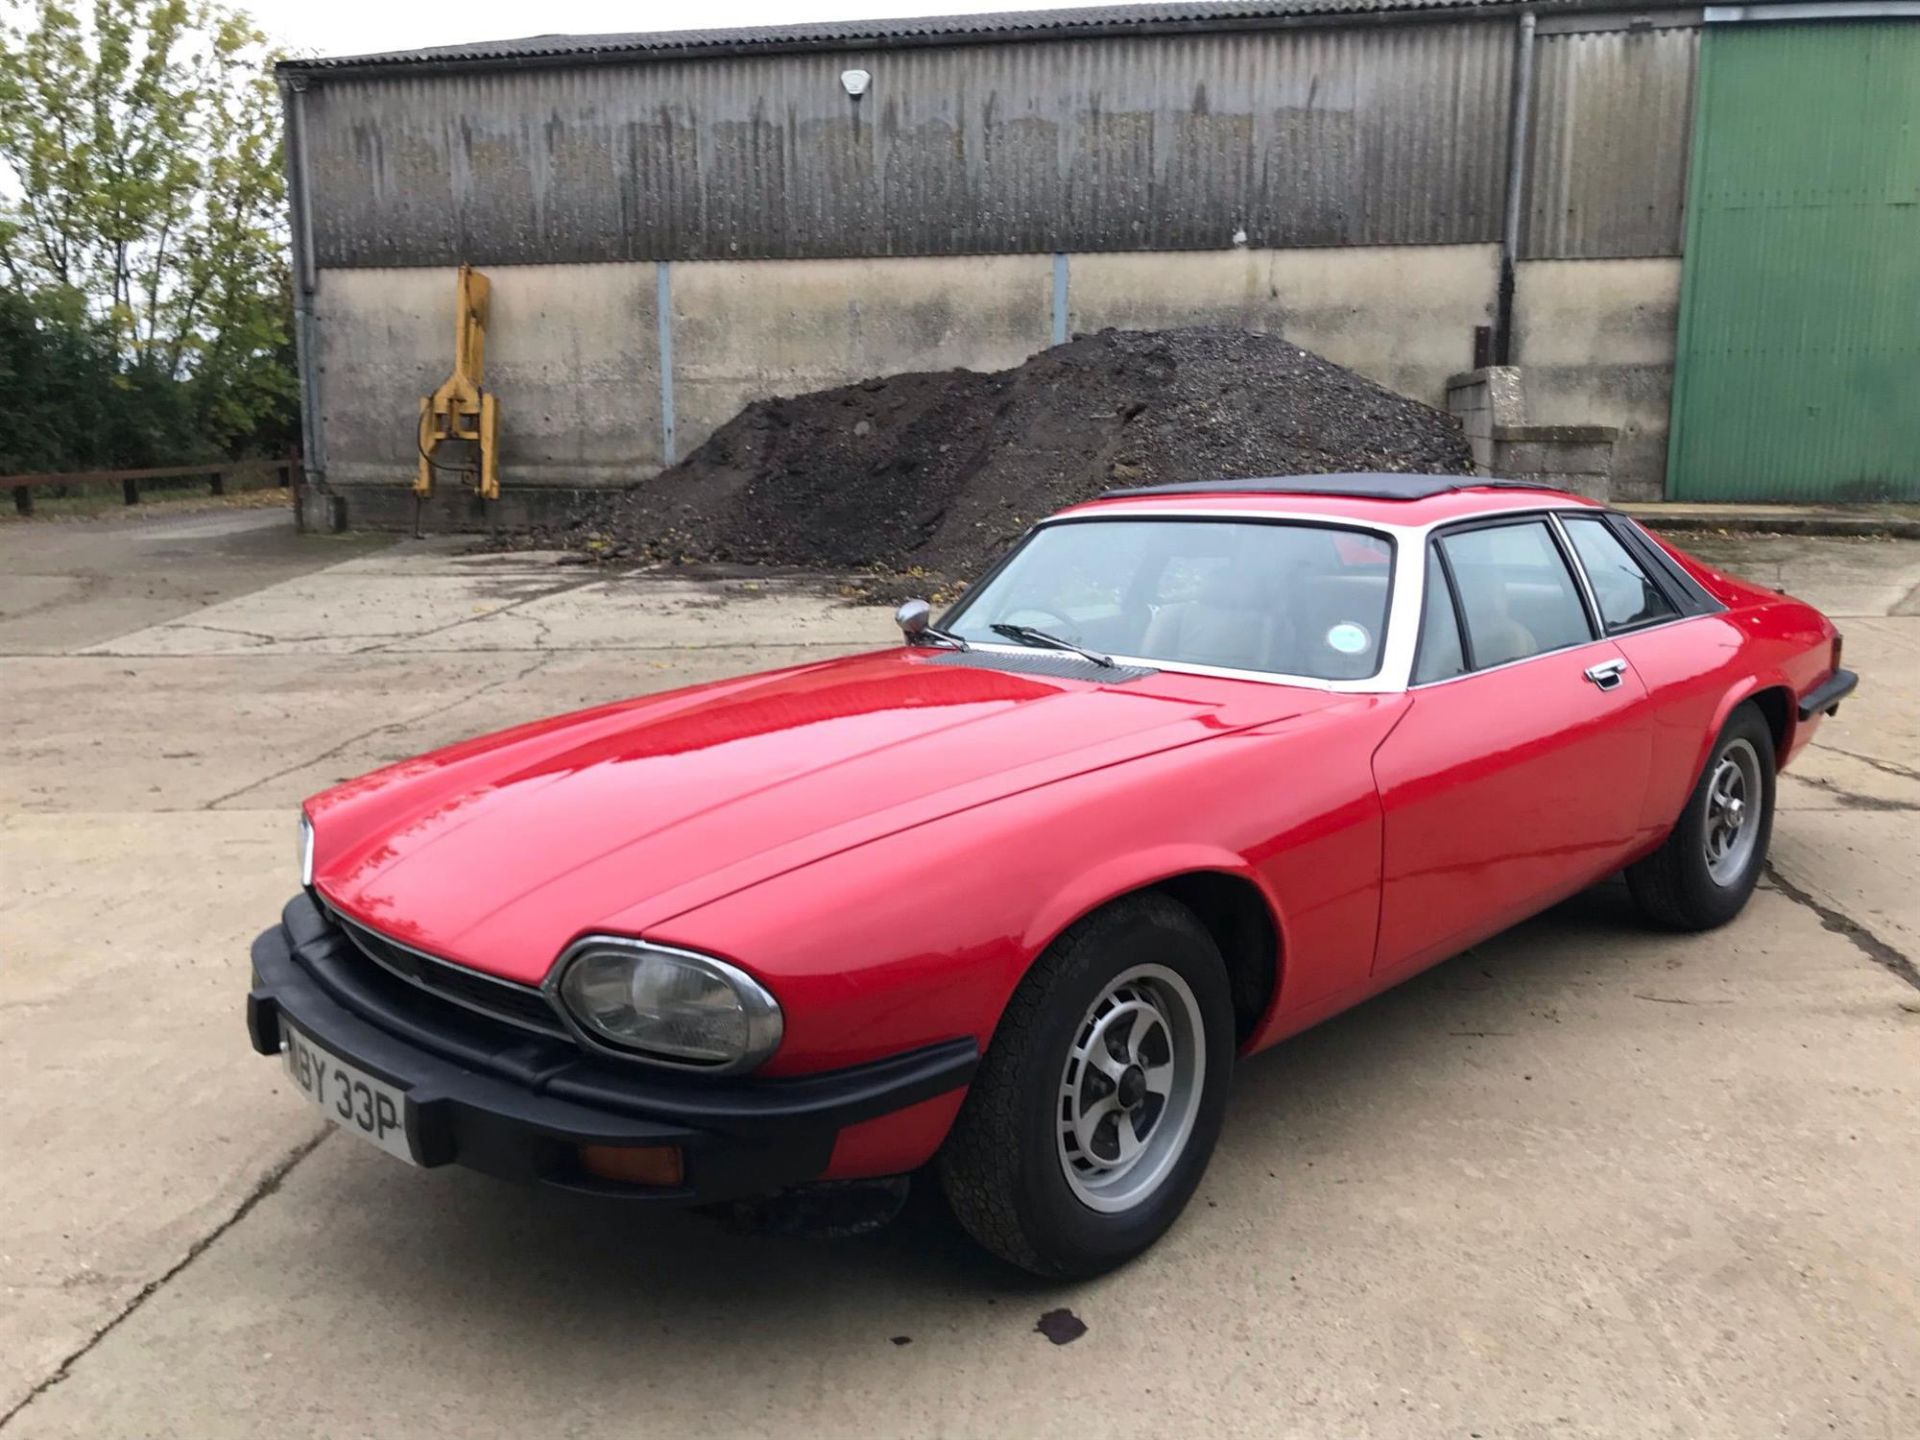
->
[841,69,872,99]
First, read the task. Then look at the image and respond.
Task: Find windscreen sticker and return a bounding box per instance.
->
[1326,622,1370,656]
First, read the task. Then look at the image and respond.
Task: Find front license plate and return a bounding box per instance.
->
[281,1021,418,1166]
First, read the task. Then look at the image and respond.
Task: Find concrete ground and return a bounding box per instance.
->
[1,510,1916,1439]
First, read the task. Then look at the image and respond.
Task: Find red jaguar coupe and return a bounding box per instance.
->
[249,475,1857,1276]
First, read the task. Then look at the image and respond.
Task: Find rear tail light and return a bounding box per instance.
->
[1832,633,1844,675]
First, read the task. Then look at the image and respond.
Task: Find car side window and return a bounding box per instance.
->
[1436,520,1593,669]
[1412,546,1468,684]
[1561,515,1678,633]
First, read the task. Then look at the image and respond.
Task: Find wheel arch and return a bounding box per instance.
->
[1743,684,1794,769]
[1641,678,1796,847]
[1016,848,1285,1050]
[1702,675,1796,781]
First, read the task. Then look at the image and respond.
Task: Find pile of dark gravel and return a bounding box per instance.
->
[546,328,1473,590]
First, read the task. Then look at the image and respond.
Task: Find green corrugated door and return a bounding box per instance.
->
[1667,20,1920,501]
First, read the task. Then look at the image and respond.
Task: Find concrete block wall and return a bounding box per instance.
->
[1444,365,1527,474]
[1445,366,1617,501]
[1491,427,1618,501]
[1513,259,1682,503]
[309,244,1673,525]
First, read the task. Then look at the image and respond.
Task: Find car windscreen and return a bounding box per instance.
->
[943,518,1395,680]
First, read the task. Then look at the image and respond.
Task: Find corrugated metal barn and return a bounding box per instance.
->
[277,0,1920,522]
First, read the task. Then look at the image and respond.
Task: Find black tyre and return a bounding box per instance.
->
[936,893,1236,1278]
[1627,703,1776,931]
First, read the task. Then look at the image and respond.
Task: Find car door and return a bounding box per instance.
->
[1371,515,1657,980]
[1557,511,1736,836]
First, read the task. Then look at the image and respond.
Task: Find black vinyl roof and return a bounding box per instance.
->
[1102,474,1552,501]
[280,1,1691,75]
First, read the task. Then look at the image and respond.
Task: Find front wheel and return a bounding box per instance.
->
[1627,703,1776,931]
[936,894,1235,1278]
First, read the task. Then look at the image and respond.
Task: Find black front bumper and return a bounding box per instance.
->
[247,893,977,1202]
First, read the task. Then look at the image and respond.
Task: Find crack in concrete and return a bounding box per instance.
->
[159,622,280,646]
[0,1130,329,1432]
[201,652,557,810]
[1814,743,1920,786]
[156,624,424,648]
[352,574,608,656]
[1765,864,1920,993]
[1786,773,1920,813]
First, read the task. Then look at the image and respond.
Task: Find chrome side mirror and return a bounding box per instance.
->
[894,597,967,652]
[895,599,932,643]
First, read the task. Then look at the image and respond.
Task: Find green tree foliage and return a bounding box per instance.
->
[0,0,295,472]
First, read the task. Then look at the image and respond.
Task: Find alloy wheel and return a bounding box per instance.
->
[1704,736,1763,886]
[1056,963,1205,1213]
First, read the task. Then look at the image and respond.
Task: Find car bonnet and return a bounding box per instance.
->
[306,648,1337,984]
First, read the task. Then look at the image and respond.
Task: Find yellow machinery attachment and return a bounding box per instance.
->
[415,264,500,500]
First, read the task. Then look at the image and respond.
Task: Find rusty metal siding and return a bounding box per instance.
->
[1521,25,1697,259]
[301,21,1517,267]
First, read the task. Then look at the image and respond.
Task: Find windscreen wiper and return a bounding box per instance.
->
[989,623,1115,668]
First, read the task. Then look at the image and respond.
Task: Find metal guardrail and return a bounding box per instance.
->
[1,458,304,515]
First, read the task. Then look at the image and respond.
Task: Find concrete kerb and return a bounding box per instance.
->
[1622,505,1920,541]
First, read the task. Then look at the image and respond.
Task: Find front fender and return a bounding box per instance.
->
[1016,842,1282,960]
[647,742,1290,1078]
[645,702,1392,1176]
[651,690,1399,1075]
[646,786,1288,1177]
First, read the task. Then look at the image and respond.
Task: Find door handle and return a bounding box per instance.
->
[1584,658,1628,691]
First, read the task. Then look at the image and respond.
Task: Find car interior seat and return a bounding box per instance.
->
[1141,567,1282,671]
[1454,569,1540,667]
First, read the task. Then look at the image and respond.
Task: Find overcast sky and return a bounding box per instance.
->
[249,0,1112,61]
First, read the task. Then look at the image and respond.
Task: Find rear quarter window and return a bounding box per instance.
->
[1561,515,1678,633]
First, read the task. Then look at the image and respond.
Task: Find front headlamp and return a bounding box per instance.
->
[554,939,783,1072]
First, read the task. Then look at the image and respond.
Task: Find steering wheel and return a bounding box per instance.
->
[999,606,1078,635]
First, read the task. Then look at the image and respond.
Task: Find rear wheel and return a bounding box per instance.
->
[1627,704,1776,931]
[937,894,1235,1278]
